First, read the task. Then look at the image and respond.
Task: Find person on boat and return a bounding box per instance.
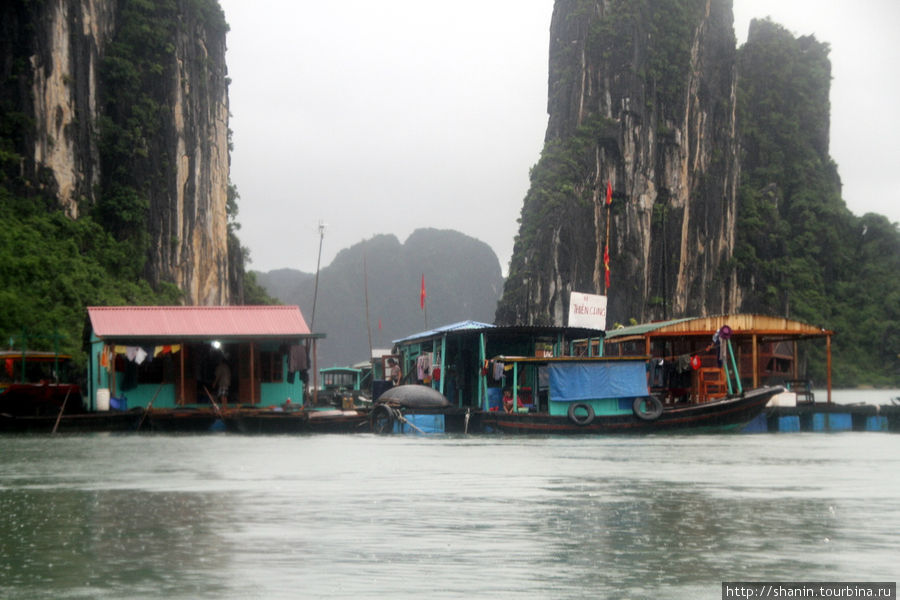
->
[388,358,402,386]
[502,387,514,413]
[213,355,231,405]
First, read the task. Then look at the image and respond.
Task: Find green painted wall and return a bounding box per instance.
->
[87,336,307,411]
[549,398,632,418]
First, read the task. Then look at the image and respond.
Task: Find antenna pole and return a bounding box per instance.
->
[310,222,325,330]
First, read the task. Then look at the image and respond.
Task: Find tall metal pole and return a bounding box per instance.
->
[310,222,325,330]
[310,222,325,408]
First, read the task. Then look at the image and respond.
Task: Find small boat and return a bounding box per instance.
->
[0,349,145,433]
[0,350,85,418]
[477,356,781,434]
[314,366,371,409]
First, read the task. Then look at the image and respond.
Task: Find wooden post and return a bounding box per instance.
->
[180,341,186,405]
[439,335,447,398]
[250,341,256,405]
[826,334,832,404]
[752,334,759,389]
[312,339,318,406]
[478,332,486,410]
[110,347,117,398]
[792,340,799,381]
[513,362,519,412]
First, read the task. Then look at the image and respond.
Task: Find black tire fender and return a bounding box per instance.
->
[567,402,595,426]
[633,396,664,421]
[370,403,395,434]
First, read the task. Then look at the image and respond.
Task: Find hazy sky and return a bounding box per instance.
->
[219,0,900,275]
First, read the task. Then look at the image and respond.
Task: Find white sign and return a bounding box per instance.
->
[568,292,607,330]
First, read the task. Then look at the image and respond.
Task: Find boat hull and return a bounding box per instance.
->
[477,386,782,434]
[0,410,141,433]
[0,383,84,417]
[224,409,369,434]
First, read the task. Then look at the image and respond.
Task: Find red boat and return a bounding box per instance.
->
[0,350,84,418]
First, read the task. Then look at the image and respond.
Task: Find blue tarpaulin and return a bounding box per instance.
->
[549,361,648,402]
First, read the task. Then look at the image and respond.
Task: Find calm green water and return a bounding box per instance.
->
[0,433,897,599]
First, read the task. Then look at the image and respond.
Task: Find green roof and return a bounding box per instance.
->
[604,317,694,339]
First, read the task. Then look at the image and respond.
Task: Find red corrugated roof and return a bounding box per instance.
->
[88,306,311,339]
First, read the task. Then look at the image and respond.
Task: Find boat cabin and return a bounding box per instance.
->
[0,350,83,416]
[602,314,834,404]
[315,366,364,409]
[320,366,362,393]
[391,321,608,412]
[1,350,79,387]
[86,306,323,411]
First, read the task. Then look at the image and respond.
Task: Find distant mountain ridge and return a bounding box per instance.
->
[255,228,504,368]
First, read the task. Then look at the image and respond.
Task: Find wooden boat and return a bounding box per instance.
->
[222,406,369,434]
[0,350,84,418]
[312,365,372,410]
[477,356,781,434]
[390,320,784,435]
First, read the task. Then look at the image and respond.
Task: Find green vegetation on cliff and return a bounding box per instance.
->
[587,0,707,117]
[96,0,228,279]
[0,184,182,363]
[0,0,251,368]
[498,115,617,326]
[736,19,900,385]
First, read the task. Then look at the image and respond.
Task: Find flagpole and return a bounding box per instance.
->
[604,180,612,294]
[420,273,427,329]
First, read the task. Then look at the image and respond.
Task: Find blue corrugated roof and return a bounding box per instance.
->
[392,320,495,344]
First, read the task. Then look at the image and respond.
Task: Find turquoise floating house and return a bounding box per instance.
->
[86,306,323,411]
[391,320,606,411]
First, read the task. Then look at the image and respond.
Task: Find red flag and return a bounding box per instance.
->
[420,273,426,310]
[603,244,610,289]
[606,180,612,205]
[378,318,382,331]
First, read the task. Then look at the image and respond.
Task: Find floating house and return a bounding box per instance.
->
[391,320,606,412]
[388,319,780,434]
[86,306,322,411]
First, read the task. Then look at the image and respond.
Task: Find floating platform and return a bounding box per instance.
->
[5,403,898,435]
[0,406,371,434]
[744,403,900,433]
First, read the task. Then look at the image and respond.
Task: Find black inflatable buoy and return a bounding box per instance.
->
[376,384,450,409]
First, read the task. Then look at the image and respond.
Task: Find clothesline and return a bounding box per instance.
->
[99,344,182,369]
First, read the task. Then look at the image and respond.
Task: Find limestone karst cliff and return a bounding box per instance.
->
[496,0,742,326]
[1,0,234,305]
